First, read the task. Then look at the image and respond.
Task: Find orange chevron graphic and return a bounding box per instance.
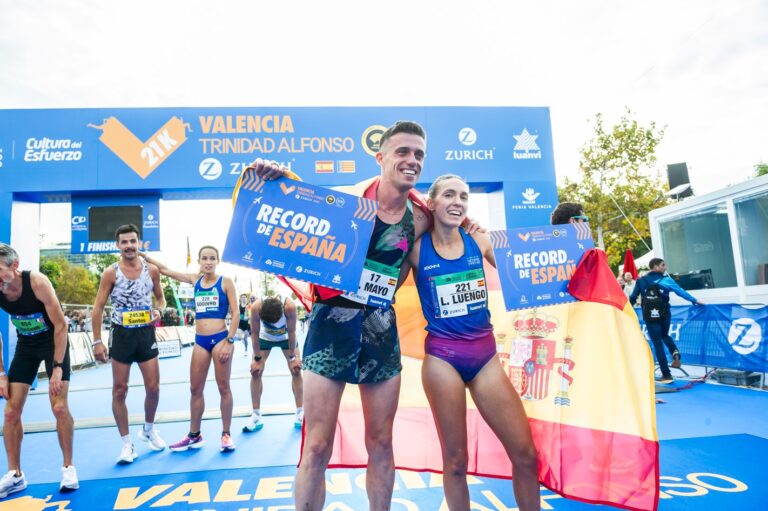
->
[280,182,297,195]
[490,230,509,248]
[89,116,188,179]
[353,198,377,222]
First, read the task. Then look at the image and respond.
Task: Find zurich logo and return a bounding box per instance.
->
[458,127,477,146]
[199,157,223,180]
[728,318,762,355]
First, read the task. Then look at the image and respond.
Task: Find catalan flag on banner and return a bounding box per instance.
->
[337,160,356,173]
[314,160,334,173]
[186,236,191,268]
[317,248,660,511]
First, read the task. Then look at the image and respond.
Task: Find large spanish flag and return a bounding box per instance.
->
[325,248,660,511]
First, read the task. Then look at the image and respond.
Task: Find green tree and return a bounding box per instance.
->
[56,262,98,305]
[559,109,669,270]
[89,253,119,274]
[160,275,177,309]
[39,257,65,288]
[755,161,768,177]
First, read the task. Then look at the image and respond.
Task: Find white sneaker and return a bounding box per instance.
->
[242,414,264,432]
[294,409,304,429]
[116,443,138,464]
[0,470,27,499]
[60,465,79,491]
[138,428,167,451]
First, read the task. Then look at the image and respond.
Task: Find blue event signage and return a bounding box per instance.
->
[222,173,377,293]
[490,223,594,310]
[70,195,160,254]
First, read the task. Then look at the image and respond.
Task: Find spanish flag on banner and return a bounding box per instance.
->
[324,251,659,511]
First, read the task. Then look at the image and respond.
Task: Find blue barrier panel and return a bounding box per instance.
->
[636,304,767,372]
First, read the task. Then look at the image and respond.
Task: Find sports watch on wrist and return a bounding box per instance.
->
[52,360,64,369]
[226,337,235,344]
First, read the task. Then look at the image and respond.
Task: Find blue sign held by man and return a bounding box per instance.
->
[223,171,377,293]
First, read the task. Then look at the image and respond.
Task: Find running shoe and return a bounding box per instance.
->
[658,375,674,384]
[294,409,304,429]
[670,352,682,369]
[242,414,264,432]
[116,443,138,464]
[221,433,236,452]
[0,470,27,499]
[138,428,167,451]
[169,434,205,452]
[60,465,79,491]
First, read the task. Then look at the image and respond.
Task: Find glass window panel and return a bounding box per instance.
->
[735,192,768,286]
[659,205,737,289]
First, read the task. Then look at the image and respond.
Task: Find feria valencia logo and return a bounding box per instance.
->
[89,116,190,179]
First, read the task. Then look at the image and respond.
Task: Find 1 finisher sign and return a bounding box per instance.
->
[490,223,594,310]
[223,173,377,293]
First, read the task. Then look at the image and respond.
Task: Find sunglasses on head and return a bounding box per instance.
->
[571,215,590,222]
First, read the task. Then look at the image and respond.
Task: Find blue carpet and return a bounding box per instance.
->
[1,433,766,510]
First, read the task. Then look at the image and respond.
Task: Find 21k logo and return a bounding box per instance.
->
[89,116,189,179]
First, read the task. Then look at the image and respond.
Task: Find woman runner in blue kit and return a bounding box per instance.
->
[142,246,239,452]
[403,175,540,511]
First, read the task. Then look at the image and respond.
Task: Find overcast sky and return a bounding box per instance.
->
[3,0,767,273]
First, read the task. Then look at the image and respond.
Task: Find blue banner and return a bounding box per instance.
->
[70,195,160,253]
[222,175,377,293]
[0,107,555,194]
[636,304,768,372]
[490,223,594,310]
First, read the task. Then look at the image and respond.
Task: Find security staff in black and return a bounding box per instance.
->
[0,243,78,496]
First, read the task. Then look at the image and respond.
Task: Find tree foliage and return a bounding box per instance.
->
[88,253,119,275]
[45,258,98,305]
[160,275,177,309]
[559,109,669,270]
[39,257,65,288]
[755,161,768,177]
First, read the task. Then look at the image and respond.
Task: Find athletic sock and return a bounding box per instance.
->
[121,434,131,445]
[144,422,153,433]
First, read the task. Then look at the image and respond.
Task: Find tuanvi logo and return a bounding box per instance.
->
[513,128,542,160]
[89,116,190,179]
[521,188,540,204]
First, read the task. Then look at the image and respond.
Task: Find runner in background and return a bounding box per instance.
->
[0,243,79,497]
[243,296,303,431]
[92,224,167,464]
[141,247,239,452]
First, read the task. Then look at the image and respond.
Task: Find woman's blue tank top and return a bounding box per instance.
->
[193,276,229,319]
[415,230,492,340]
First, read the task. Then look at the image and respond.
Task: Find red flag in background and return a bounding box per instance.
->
[623,249,639,280]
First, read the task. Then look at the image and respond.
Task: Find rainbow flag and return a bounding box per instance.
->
[323,248,659,511]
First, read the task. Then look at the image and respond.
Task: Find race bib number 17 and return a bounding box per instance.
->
[342,259,399,308]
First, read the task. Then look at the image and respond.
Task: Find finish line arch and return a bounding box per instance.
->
[0,106,559,359]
